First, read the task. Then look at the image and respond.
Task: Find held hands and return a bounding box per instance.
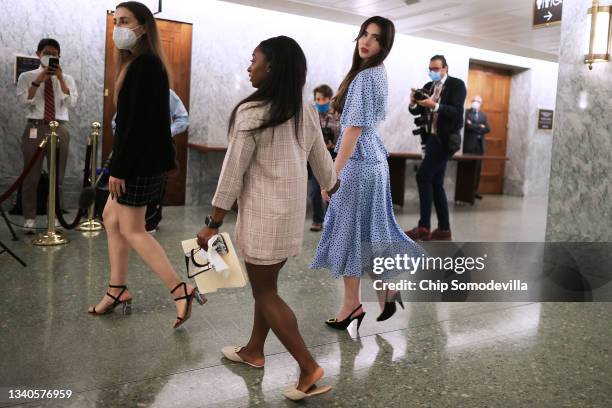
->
[321,189,330,203]
[196,226,218,250]
[321,179,341,203]
[108,176,126,199]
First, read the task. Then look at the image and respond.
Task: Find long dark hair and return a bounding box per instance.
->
[114,1,171,102]
[228,36,307,136]
[332,16,395,114]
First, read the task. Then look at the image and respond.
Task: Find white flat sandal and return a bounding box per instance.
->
[283,384,332,401]
[221,346,264,368]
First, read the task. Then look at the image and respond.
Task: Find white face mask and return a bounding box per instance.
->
[40,55,57,67]
[113,26,142,50]
[471,101,481,111]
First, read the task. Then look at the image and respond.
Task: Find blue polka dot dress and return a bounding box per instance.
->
[311,65,424,279]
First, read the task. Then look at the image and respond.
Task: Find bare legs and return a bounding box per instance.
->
[335,277,363,320]
[335,274,398,320]
[90,196,193,326]
[237,261,324,392]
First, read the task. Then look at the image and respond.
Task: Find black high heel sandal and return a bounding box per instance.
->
[325,304,366,331]
[171,282,206,329]
[88,284,132,315]
[376,290,404,322]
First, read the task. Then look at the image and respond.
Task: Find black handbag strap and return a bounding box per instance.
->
[185,248,213,279]
[185,235,230,279]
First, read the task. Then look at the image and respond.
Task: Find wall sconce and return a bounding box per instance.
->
[585,0,612,69]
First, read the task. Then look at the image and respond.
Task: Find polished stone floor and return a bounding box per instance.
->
[1,196,611,407]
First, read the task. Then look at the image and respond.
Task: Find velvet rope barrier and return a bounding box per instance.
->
[54,143,92,230]
[0,138,49,205]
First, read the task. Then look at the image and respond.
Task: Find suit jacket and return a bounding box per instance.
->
[212,102,337,262]
[409,75,467,141]
[463,108,490,153]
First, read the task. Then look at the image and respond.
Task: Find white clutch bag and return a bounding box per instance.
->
[181,232,248,294]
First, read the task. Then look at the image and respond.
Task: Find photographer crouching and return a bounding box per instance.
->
[405,55,466,241]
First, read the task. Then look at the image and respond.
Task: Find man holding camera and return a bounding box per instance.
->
[16,38,78,232]
[308,84,340,232]
[405,55,466,241]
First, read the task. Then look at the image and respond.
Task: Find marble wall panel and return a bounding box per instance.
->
[0,0,110,208]
[545,0,612,241]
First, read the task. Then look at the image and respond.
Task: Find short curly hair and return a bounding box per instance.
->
[313,84,333,99]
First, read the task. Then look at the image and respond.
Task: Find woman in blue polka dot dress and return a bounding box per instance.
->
[311,16,424,329]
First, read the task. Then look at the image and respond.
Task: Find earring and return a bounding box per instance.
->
[266,67,271,73]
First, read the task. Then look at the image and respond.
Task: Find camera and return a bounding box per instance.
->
[412,127,425,136]
[414,88,430,101]
[414,116,428,127]
[321,126,334,145]
[412,113,431,151]
[48,57,59,75]
[412,114,430,136]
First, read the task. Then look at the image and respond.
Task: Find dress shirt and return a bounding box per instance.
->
[16,66,78,121]
[169,89,189,136]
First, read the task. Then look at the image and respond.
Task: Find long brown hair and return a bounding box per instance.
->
[113,1,171,103]
[332,16,395,114]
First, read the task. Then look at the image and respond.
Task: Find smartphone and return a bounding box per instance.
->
[48,57,59,74]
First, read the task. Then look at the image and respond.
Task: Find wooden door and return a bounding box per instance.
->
[102,12,192,205]
[466,63,511,194]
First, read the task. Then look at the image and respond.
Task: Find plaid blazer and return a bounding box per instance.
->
[212,102,337,261]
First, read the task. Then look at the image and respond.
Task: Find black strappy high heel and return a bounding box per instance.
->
[325,304,366,331]
[171,282,206,329]
[88,284,132,315]
[376,290,404,322]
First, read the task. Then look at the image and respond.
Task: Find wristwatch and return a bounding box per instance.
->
[31,81,41,87]
[205,215,223,229]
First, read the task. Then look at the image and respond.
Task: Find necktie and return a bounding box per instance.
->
[432,81,442,134]
[44,78,55,123]
[475,111,479,121]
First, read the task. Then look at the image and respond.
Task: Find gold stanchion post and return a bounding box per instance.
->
[78,122,103,232]
[33,121,69,246]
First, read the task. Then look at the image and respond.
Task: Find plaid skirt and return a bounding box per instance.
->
[116,174,165,207]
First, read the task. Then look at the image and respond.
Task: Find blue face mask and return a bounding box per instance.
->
[315,102,330,113]
[429,70,442,82]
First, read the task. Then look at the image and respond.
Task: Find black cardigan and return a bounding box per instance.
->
[110,53,175,179]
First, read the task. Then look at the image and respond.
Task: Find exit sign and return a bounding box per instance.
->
[533,0,563,28]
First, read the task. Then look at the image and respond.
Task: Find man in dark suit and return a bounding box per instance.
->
[405,55,466,241]
[463,95,490,199]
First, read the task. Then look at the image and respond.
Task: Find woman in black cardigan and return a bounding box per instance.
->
[88,1,203,328]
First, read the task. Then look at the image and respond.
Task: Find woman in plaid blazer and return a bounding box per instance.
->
[197,36,338,401]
